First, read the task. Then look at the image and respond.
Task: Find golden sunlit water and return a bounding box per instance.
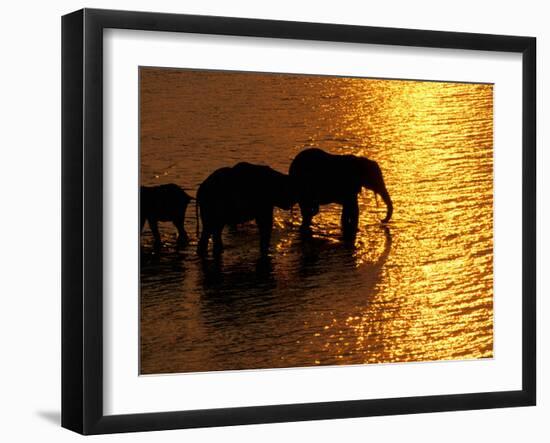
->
[140,67,493,375]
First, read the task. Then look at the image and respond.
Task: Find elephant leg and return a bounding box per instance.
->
[149,219,162,251]
[174,217,188,247]
[212,228,224,256]
[311,202,320,216]
[342,197,359,241]
[299,202,314,235]
[197,228,210,256]
[340,202,354,231]
[340,208,347,230]
[256,209,274,257]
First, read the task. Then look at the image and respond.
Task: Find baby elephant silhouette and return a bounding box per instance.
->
[140,183,193,250]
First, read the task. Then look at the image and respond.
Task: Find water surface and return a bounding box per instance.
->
[140,68,493,374]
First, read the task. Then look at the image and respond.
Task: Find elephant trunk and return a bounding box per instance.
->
[379,188,393,223]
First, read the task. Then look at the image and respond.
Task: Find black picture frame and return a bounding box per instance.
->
[61,8,536,435]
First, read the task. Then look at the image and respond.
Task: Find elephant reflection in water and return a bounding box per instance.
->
[289,148,393,240]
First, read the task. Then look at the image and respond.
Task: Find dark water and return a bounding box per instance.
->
[140,68,493,374]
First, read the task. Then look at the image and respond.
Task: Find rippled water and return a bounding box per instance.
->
[140,68,493,374]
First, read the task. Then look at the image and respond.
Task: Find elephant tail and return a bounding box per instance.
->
[195,197,200,239]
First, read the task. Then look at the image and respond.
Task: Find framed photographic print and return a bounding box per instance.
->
[61,8,536,435]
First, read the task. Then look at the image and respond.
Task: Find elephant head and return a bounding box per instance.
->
[269,169,297,210]
[358,158,393,223]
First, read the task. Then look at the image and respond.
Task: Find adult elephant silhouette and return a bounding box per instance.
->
[197,162,295,257]
[289,148,393,239]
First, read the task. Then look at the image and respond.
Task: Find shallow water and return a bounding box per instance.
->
[139,68,493,374]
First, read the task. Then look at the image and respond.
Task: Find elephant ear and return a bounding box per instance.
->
[344,155,366,193]
[360,158,381,190]
[269,168,294,209]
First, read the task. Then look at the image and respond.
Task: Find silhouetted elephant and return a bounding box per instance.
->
[196,162,295,257]
[140,184,193,250]
[289,148,393,240]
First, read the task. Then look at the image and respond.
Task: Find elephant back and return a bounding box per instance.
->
[141,183,191,222]
[197,162,293,226]
[289,148,362,203]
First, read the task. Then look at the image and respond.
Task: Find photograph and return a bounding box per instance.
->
[55,4,538,437]
[139,67,494,375]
